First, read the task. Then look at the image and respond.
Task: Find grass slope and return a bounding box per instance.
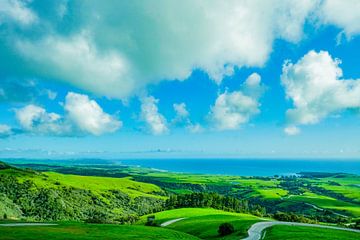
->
[264,225,360,240]
[0,168,164,199]
[0,222,199,240]
[317,175,360,203]
[139,208,262,239]
[288,192,360,217]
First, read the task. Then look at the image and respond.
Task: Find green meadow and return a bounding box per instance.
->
[264,225,360,240]
[0,168,164,199]
[156,209,261,239]
[0,223,199,240]
[288,192,360,217]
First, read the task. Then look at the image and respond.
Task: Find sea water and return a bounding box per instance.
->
[119,159,360,176]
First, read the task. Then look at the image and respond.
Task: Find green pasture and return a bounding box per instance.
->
[288,192,360,217]
[0,222,199,240]
[264,225,360,240]
[11,170,165,199]
[139,208,262,239]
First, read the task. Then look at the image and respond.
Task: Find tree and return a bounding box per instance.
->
[218,222,235,236]
[355,219,360,230]
[145,215,156,226]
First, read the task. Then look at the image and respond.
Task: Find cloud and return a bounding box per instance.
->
[0,0,37,26]
[210,73,265,130]
[15,104,65,135]
[15,33,133,99]
[6,0,321,99]
[140,96,168,135]
[14,92,121,136]
[45,90,57,100]
[1,1,360,101]
[284,126,301,136]
[64,92,122,136]
[173,103,189,120]
[0,124,13,138]
[281,50,360,132]
[172,102,203,133]
[317,0,360,39]
[172,103,190,126]
[3,1,360,100]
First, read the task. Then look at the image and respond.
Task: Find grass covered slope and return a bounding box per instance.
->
[0,163,166,222]
[1,168,164,199]
[33,172,164,199]
[314,175,360,203]
[0,223,199,240]
[288,192,360,217]
[139,208,262,239]
[264,225,360,240]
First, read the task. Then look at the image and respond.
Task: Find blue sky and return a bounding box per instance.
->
[0,0,360,159]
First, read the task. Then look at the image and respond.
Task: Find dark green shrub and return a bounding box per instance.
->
[218,222,235,236]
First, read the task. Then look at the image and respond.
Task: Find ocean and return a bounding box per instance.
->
[119,159,360,176]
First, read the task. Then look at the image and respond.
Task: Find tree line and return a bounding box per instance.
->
[165,192,266,216]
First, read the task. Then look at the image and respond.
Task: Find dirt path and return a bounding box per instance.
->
[160,218,187,227]
[0,223,58,227]
[242,221,360,240]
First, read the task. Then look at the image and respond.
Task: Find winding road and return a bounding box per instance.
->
[242,221,360,240]
[160,218,187,227]
[159,217,360,240]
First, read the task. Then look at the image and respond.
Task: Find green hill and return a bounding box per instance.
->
[0,222,200,240]
[139,208,262,239]
[264,225,360,240]
[0,162,166,222]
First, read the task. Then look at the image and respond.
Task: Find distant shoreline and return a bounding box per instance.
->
[3,158,360,177]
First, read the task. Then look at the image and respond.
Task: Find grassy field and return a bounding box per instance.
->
[0,168,165,199]
[139,208,262,239]
[141,171,287,199]
[0,222,199,240]
[316,176,360,203]
[256,188,288,199]
[264,225,360,240]
[288,192,360,217]
[143,171,280,187]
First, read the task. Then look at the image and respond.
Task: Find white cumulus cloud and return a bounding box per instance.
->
[281,50,360,133]
[284,126,301,136]
[15,104,64,134]
[11,0,318,98]
[15,33,133,99]
[140,96,168,135]
[172,102,190,126]
[2,1,360,100]
[64,92,122,136]
[317,0,360,39]
[210,73,265,130]
[172,102,203,133]
[173,103,189,120]
[0,124,13,137]
[14,92,121,136]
